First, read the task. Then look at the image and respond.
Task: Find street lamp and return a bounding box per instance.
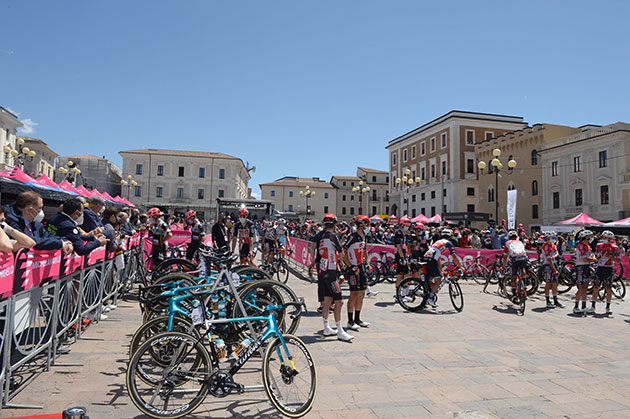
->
[395,168,420,216]
[352,181,372,215]
[3,137,37,170]
[299,186,315,220]
[58,160,82,186]
[121,176,138,199]
[478,148,517,223]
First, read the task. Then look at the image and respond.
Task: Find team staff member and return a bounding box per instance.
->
[212,213,229,250]
[48,198,108,256]
[185,210,204,260]
[342,215,371,331]
[4,191,73,254]
[0,207,34,252]
[232,208,256,266]
[147,207,172,265]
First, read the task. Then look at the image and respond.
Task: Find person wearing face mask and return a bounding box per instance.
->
[4,191,73,254]
[393,219,411,302]
[540,231,563,308]
[47,198,108,256]
[212,213,229,250]
[185,210,204,260]
[232,208,256,266]
[81,196,105,235]
[342,215,371,331]
[147,207,172,266]
[589,230,621,315]
[0,207,33,252]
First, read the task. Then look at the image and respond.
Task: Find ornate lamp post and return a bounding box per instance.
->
[3,138,36,170]
[477,148,517,223]
[299,186,315,220]
[352,181,371,215]
[395,168,421,216]
[121,175,138,199]
[58,160,82,186]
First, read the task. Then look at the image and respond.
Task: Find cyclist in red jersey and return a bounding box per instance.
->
[393,220,410,302]
[589,230,621,315]
[232,207,256,266]
[423,229,463,307]
[342,215,370,330]
[573,230,597,314]
[540,231,564,308]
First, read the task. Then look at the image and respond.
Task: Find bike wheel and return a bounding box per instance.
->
[151,258,198,282]
[126,331,211,418]
[468,264,489,285]
[262,334,317,418]
[448,281,464,312]
[233,266,273,282]
[385,261,397,283]
[518,279,526,315]
[611,278,626,300]
[557,260,576,294]
[396,277,429,312]
[366,262,381,286]
[524,270,539,296]
[129,315,199,358]
[233,281,293,338]
[275,260,290,284]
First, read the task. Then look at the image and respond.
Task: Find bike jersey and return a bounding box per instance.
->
[236,220,256,245]
[316,230,342,271]
[189,221,204,242]
[151,220,171,246]
[343,232,365,266]
[264,226,277,241]
[595,242,621,267]
[275,224,287,237]
[575,241,593,266]
[503,239,527,258]
[540,242,558,265]
[424,238,456,261]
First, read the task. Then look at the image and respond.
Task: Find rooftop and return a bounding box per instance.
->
[357,167,388,174]
[260,176,335,189]
[119,148,240,160]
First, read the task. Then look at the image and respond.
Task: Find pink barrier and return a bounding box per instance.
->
[0,252,15,300]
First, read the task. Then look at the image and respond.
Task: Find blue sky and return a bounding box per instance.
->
[2,1,629,197]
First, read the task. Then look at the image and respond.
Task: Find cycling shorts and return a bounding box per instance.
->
[347,265,367,292]
[509,255,528,277]
[395,254,409,275]
[594,266,614,288]
[239,244,251,260]
[576,264,594,285]
[425,258,441,280]
[318,270,342,301]
[542,264,557,283]
[264,239,277,251]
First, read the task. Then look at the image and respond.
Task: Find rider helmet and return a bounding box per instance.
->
[278,218,286,224]
[355,215,370,226]
[399,219,411,227]
[238,208,249,217]
[441,228,453,238]
[602,230,615,239]
[185,210,196,220]
[322,213,338,226]
[147,207,162,217]
[544,231,557,239]
[507,230,518,239]
[578,230,593,240]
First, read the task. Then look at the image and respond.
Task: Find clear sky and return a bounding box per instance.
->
[2,1,629,197]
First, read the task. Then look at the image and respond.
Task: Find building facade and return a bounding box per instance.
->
[57,155,123,197]
[540,122,630,224]
[120,148,250,219]
[0,107,23,170]
[476,124,580,232]
[330,175,362,222]
[357,167,390,217]
[260,177,336,220]
[386,111,527,218]
[18,137,58,179]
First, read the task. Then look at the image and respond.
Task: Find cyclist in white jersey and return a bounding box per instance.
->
[423,229,463,307]
[501,230,528,301]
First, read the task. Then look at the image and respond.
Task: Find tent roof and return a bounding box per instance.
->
[559,212,604,225]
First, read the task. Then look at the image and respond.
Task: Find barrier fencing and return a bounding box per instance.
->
[0,231,148,413]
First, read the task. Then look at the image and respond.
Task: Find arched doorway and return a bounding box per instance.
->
[391,204,398,216]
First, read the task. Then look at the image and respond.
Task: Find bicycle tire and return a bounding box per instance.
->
[396,277,429,312]
[448,281,464,312]
[385,261,397,283]
[524,269,539,296]
[366,262,382,286]
[276,260,290,284]
[129,315,199,358]
[611,278,626,300]
[262,334,317,418]
[126,331,211,418]
[233,266,273,282]
[518,278,526,315]
[151,258,198,282]
[466,264,489,285]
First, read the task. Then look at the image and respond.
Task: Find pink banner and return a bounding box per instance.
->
[0,252,15,299]
[287,238,315,268]
[86,245,107,266]
[61,252,85,277]
[14,249,63,291]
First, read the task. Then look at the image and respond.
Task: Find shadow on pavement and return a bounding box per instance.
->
[491,304,519,315]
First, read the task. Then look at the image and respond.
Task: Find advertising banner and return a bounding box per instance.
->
[0,252,15,299]
[13,249,62,292]
[507,189,517,230]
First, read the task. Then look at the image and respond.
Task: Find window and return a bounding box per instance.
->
[507,184,515,191]
[488,161,493,174]
[431,191,436,199]
[441,161,447,176]
[288,204,293,211]
[488,186,495,202]
[218,189,225,198]
[485,131,494,141]
[467,159,474,174]
[411,145,416,159]
[270,190,275,197]
[421,193,425,201]
[157,165,164,176]
[342,207,347,215]
[403,149,408,162]
[466,130,475,145]
[199,167,205,178]
[350,195,354,201]
[551,161,558,177]
[421,167,425,180]
[136,164,143,175]
[156,186,163,198]
[372,205,377,215]
[421,142,426,156]
[601,185,609,204]
[135,185,141,197]
[198,188,204,199]
[412,170,416,180]
[531,150,538,165]
[286,191,291,198]
[324,206,329,213]
[467,188,475,196]
[421,208,425,215]
[372,190,377,200]
[599,151,608,168]
[431,164,435,178]
[178,166,184,177]
[412,194,416,202]
[325,192,329,199]
[573,156,581,172]
[177,187,183,198]
[386,206,389,214]
[392,153,397,166]
[430,137,436,152]
[342,195,346,201]
[443,189,446,197]
[219,168,225,179]
[575,189,583,206]
[553,192,560,209]
[532,180,538,196]
[372,176,376,182]
[350,207,355,215]
[532,205,539,219]
[467,204,475,212]
[386,176,389,183]
[440,133,447,149]
[431,206,436,216]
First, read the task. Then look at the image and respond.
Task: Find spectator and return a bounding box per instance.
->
[81,195,105,234]
[212,213,229,250]
[48,198,107,256]
[4,191,73,254]
[0,207,35,251]
[101,207,121,253]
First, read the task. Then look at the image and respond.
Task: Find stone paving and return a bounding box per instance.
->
[3,270,630,418]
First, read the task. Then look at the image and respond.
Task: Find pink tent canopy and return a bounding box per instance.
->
[411,214,429,223]
[35,174,62,190]
[559,212,604,225]
[74,185,92,197]
[602,217,630,227]
[387,215,399,225]
[113,195,125,203]
[369,215,383,223]
[58,180,80,194]
[400,215,412,222]
[426,214,442,223]
[101,192,115,201]
[1,166,38,183]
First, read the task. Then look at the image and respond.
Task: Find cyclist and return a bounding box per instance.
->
[501,230,529,303]
[342,215,371,330]
[393,219,410,302]
[185,210,204,260]
[310,213,354,342]
[589,230,621,315]
[573,230,597,314]
[262,220,279,264]
[424,228,463,307]
[148,207,172,266]
[232,208,256,266]
[276,218,289,253]
[540,231,563,308]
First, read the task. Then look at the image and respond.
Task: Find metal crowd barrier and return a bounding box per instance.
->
[0,232,147,412]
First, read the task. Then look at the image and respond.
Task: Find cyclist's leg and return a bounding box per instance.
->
[354,266,369,326]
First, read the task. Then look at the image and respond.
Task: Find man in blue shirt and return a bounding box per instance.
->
[80,195,105,234]
[48,198,107,256]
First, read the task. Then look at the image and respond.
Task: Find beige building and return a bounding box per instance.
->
[0,107,23,170]
[386,111,527,218]
[260,177,336,220]
[357,167,390,216]
[120,148,250,219]
[539,122,630,224]
[476,124,580,231]
[330,175,362,222]
[17,137,58,179]
[57,155,123,197]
